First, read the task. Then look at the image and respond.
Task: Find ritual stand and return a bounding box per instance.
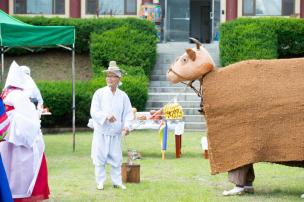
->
[132,112,184,159]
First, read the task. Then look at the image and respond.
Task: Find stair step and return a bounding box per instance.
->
[151,69,170,75]
[151,74,168,81]
[184,122,207,130]
[147,93,201,101]
[148,86,200,93]
[146,100,201,108]
[183,115,205,122]
[152,63,171,70]
[155,54,179,65]
[149,86,187,93]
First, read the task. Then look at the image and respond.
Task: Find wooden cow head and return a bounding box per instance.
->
[167,38,215,84]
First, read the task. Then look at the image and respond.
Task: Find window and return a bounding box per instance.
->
[86,0,137,15]
[125,0,137,15]
[243,0,254,16]
[282,0,294,16]
[14,0,27,14]
[54,0,65,14]
[14,0,65,14]
[86,0,98,14]
[99,0,124,15]
[243,0,295,16]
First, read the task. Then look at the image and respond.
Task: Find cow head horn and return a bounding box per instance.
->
[189,37,202,50]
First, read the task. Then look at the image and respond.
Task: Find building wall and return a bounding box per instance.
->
[0,0,9,13]
[5,0,141,18]
[70,0,81,18]
[220,0,226,23]
[80,0,142,18]
[2,0,304,19]
[237,0,242,18]
[296,0,301,16]
[301,0,304,17]
[226,0,237,21]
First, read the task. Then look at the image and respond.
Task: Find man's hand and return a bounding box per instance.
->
[122,128,129,136]
[107,115,117,123]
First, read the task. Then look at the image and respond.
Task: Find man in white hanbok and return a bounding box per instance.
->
[0,61,49,201]
[90,61,133,190]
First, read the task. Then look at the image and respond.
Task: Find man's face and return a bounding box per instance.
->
[106,72,120,88]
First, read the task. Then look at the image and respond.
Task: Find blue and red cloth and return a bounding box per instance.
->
[0,98,10,140]
[0,97,13,202]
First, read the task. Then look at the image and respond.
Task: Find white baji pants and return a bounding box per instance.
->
[95,164,122,186]
[92,133,123,186]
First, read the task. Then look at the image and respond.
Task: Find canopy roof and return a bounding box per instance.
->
[0,10,75,47]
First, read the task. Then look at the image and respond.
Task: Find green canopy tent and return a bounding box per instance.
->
[0,10,77,151]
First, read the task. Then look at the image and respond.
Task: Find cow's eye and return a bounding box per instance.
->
[181,57,188,64]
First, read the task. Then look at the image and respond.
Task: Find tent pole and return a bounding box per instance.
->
[1,47,4,83]
[72,44,76,152]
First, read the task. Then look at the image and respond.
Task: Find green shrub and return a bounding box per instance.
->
[120,64,146,76]
[15,16,157,54]
[274,18,304,58]
[90,26,157,77]
[38,81,74,127]
[120,75,148,111]
[220,18,278,66]
[220,17,304,66]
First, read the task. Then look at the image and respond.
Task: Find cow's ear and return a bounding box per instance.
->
[186,48,196,61]
[198,62,214,75]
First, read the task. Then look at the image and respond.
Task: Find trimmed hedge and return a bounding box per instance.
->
[38,73,148,127]
[90,26,157,77]
[220,18,304,66]
[14,16,157,54]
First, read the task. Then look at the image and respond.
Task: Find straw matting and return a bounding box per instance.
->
[203,58,304,174]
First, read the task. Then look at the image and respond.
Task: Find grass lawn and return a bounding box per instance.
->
[44,130,304,202]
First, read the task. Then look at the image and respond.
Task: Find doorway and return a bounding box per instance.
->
[190,0,211,43]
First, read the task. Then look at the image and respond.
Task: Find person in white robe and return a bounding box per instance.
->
[20,65,44,111]
[90,61,133,190]
[0,61,49,200]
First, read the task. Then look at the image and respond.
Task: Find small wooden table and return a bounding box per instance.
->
[132,112,184,159]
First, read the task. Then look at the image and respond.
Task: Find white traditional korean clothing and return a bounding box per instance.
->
[90,86,133,186]
[0,61,48,199]
[20,65,43,107]
[24,77,44,106]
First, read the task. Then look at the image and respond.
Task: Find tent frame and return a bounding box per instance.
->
[0,43,77,152]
